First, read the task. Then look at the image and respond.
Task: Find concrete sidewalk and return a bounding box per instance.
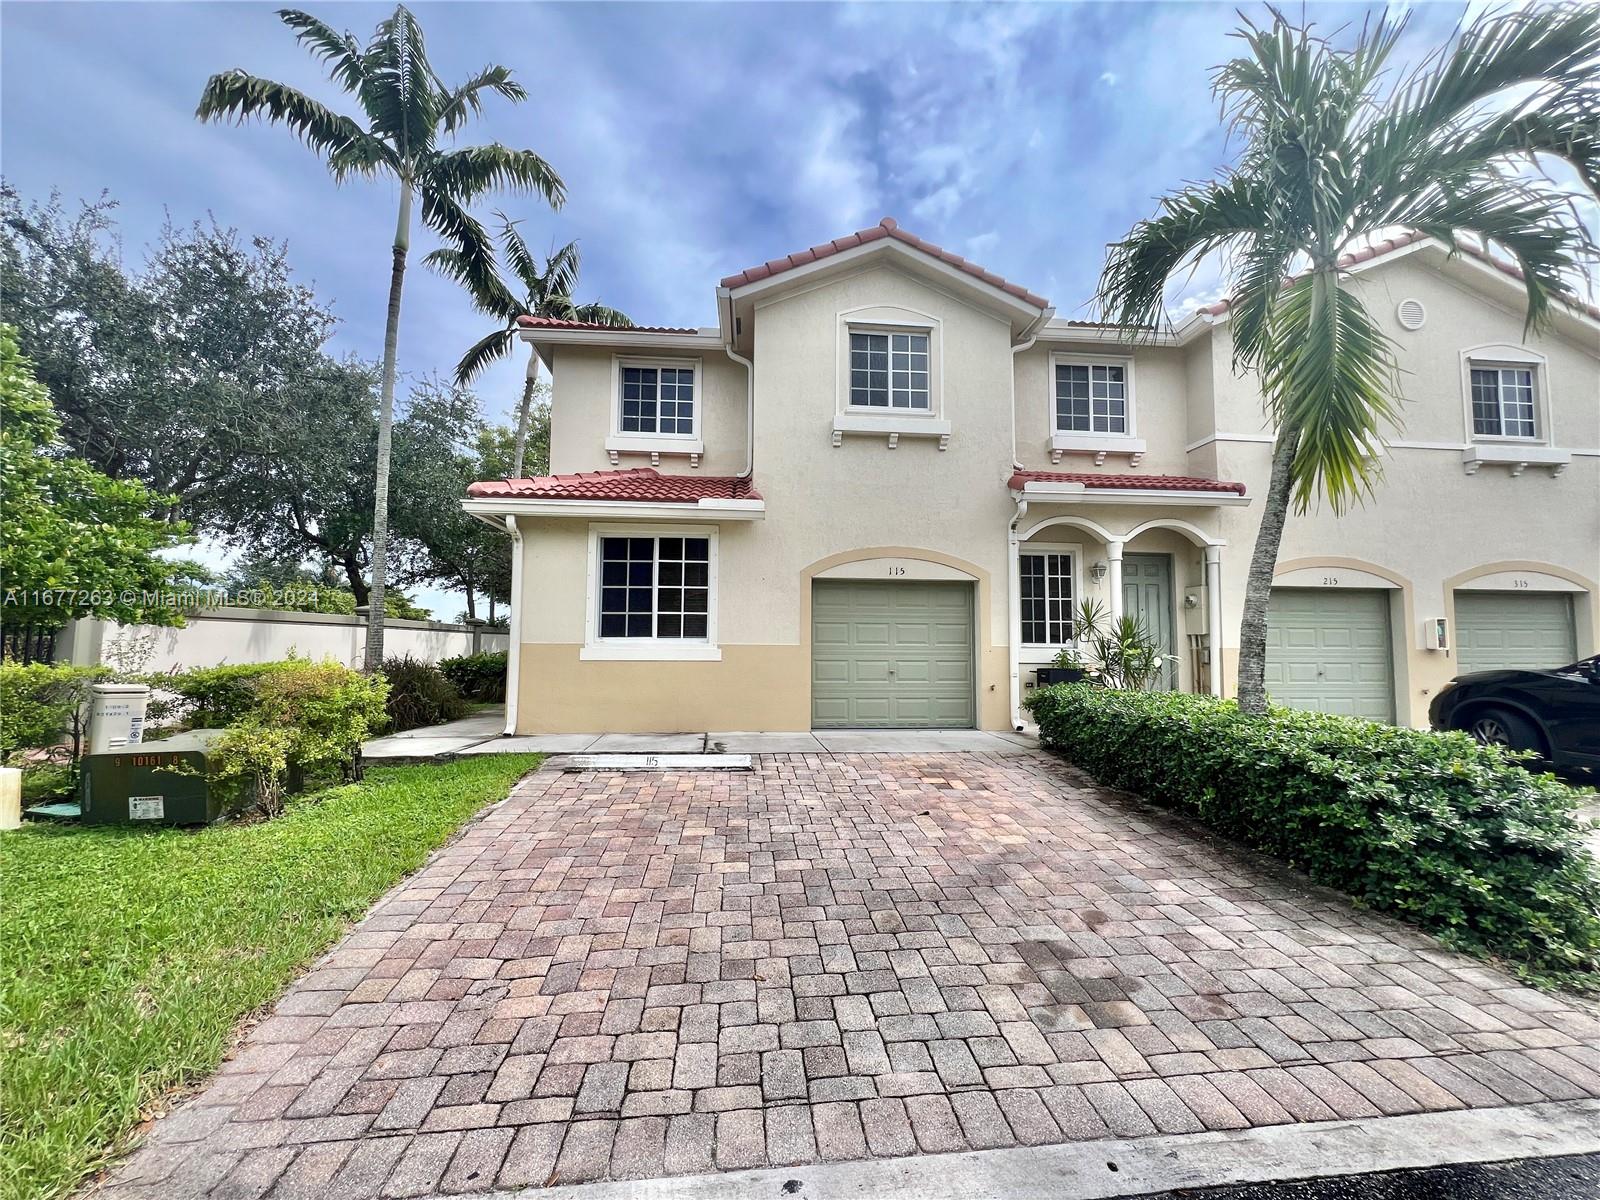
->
[364,710,1040,761]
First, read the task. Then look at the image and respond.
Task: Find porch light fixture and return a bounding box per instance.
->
[1089,561,1108,584]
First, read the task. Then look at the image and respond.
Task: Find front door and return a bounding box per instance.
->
[1122,553,1176,690]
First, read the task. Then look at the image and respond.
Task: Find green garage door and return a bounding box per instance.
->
[1455,592,1577,675]
[1266,589,1395,722]
[812,580,975,728]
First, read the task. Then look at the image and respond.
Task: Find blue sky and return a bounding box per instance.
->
[0,1,1525,616]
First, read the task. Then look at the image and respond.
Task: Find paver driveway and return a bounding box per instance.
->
[102,752,1600,1199]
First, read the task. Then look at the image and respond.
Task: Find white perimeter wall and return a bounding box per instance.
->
[59,609,510,673]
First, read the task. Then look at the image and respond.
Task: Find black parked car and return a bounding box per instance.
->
[1429,656,1600,771]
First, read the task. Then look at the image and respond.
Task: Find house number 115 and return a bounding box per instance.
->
[887,566,907,576]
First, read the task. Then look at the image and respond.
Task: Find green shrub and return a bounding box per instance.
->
[1025,684,1600,983]
[438,650,507,702]
[163,663,280,728]
[257,660,389,780]
[382,655,468,732]
[0,662,110,759]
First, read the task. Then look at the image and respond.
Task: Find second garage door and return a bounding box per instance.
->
[1455,592,1577,675]
[1265,588,1395,722]
[812,580,975,728]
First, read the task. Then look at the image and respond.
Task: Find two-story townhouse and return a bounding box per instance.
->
[464,218,1600,736]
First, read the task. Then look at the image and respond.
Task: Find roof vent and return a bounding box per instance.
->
[1396,298,1427,330]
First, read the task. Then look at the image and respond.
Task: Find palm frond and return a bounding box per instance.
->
[196,71,388,179]
[439,66,527,136]
[420,190,508,315]
[1096,172,1271,330]
[1262,271,1400,514]
[569,302,633,327]
[429,144,566,208]
[360,4,444,162]
[494,214,544,298]
[422,247,520,320]
[276,9,366,92]
[543,240,582,301]
[452,326,517,385]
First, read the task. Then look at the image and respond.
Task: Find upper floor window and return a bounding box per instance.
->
[619,361,696,437]
[1470,365,1537,439]
[850,331,929,410]
[1055,361,1127,434]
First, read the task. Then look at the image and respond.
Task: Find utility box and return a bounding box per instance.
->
[88,683,151,754]
[80,730,228,826]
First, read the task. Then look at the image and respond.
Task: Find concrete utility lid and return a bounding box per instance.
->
[556,753,753,772]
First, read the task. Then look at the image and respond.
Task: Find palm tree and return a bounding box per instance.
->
[430,216,631,478]
[197,6,564,668]
[1096,6,1599,714]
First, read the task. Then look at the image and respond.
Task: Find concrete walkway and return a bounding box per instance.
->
[364,709,1040,761]
[98,751,1600,1199]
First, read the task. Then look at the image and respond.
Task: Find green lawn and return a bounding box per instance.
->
[0,754,544,1200]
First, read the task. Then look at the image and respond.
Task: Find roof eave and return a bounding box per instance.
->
[461,496,765,521]
[1011,482,1250,507]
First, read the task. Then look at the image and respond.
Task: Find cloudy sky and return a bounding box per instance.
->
[0,0,1553,617]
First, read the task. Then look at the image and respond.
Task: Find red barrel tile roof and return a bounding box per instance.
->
[466,467,761,503]
[516,315,702,334]
[1009,470,1247,496]
[720,217,1050,309]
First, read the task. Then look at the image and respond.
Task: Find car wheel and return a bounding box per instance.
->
[1466,707,1543,755]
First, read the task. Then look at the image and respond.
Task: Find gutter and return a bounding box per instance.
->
[719,287,756,480]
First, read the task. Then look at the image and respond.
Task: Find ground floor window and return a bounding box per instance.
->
[1021,550,1074,645]
[598,534,710,640]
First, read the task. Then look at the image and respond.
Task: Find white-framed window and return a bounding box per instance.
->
[1055,360,1128,434]
[583,525,719,660]
[615,358,698,439]
[1020,549,1076,647]
[850,330,930,410]
[1469,365,1537,439]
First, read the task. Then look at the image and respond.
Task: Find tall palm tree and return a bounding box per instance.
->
[430,216,631,478]
[1096,6,1599,714]
[197,6,564,667]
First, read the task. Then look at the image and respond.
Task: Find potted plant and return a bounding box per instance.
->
[1033,598,1106,687]
[1033,598,1177,692]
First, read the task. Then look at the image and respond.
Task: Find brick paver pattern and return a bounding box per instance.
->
[103,753,1600,1198]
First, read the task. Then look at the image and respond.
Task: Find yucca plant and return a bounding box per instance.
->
[197,5,564,667]
[1096,6,1600,713]
[430,216,631,478]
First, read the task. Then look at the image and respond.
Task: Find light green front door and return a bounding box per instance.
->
[1265,588,1395,722]
[1122,554,1177,690]
[1455,592,1577,675]
[811,580,976,728]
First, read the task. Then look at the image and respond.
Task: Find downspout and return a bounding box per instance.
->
[1006,309,1050,731]
[720,289,755,478]
[501,514,524,736]
[1008,493,1029,731]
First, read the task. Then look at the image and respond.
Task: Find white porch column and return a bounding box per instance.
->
[1106,539,1125,626]
[1205,543,1224,698]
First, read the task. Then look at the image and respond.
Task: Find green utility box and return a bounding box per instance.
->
[79,730,228,826]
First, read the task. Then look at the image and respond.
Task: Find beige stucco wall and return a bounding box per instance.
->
[1197,254,1600,726]
[546,344,749,476]
[510,246,1598,734]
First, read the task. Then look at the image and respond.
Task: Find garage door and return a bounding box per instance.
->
[1455,592,1577,675]
[1265,589,1395,722]
[812,581,975,728]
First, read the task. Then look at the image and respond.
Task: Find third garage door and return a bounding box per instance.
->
[812,580,975,728]
[1455,592,1577,675]
[1265,588,1395,722]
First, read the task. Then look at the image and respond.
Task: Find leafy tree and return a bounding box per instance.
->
[0,326,187,630]
[1095,7,1600,714]
[197,4,565,668]
[388,378,516,620]
[0,187,337,521]
[432,216,629,477]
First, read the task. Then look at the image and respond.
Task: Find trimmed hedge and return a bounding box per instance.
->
[1025,684,1600,982]
[439,650,507,702]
